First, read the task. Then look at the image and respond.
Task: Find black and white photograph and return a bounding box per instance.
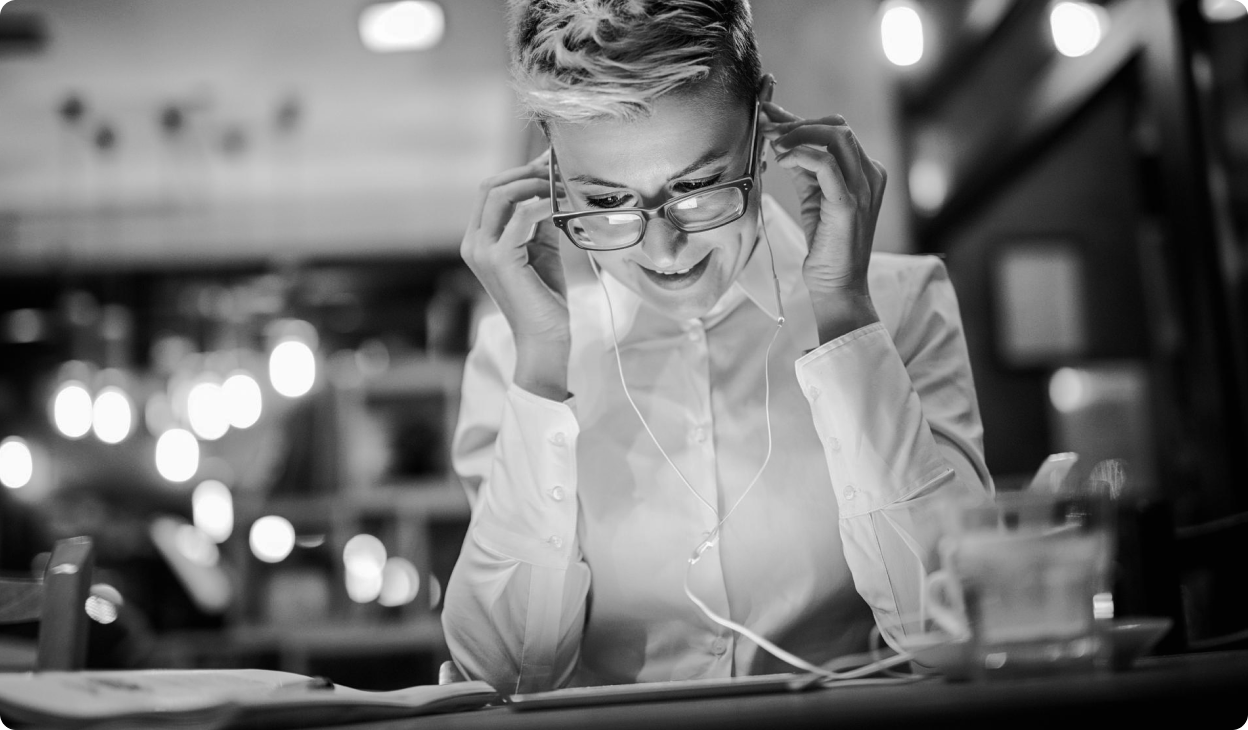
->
[0,1,1245,727]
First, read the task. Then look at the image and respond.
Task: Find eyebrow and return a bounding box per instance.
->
[567,148,732,188]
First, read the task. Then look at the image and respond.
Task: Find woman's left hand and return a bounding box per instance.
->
[761,101,884,342]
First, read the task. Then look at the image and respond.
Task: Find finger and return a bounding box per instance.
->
[769,124,852,153]
[774,145,853,209]
[478,178,551,240]
[823,128,873,206]
[837,130,885,210]
[871,158,888,208]
[760,100,800,124]
[851,141,886,212]
[497,196,555,250]
[761,116,847,143]
[470,157,554,229]
[775,127,869,203]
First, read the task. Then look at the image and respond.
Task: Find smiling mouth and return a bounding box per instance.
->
[641,252,712,290]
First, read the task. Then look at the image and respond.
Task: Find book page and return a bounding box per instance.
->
[0,670,497,729]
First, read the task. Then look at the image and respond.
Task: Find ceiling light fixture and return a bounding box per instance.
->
[359,1,445,53]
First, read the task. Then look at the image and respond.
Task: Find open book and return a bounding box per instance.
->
[0,669,497,729]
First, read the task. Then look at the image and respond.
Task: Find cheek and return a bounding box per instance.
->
[701,218,755,269]
[587,251,630,278]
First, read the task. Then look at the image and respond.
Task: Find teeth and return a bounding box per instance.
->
[660,267,692,276]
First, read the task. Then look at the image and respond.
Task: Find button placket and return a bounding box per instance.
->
[547,429,571,507]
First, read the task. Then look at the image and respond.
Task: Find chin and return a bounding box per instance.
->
[637,282,724,321]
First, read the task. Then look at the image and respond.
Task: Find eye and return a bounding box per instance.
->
[674,174,722,194]
[585,192,635,209]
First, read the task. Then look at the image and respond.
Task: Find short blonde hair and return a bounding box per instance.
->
[508,0,761,124]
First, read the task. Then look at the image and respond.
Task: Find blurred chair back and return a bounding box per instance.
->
[0,537,94,671]
[1175,512,1248,652]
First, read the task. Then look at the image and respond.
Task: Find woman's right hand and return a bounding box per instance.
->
[461,151,572,400]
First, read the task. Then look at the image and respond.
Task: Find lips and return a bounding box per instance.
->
[640,252,712,290]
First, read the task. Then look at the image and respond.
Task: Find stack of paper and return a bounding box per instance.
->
[0,669,497,729]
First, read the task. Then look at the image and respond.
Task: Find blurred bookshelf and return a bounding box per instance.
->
[151,353,471,686]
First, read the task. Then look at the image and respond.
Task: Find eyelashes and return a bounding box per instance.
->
[585,193,632,209]
[584,175,724,209]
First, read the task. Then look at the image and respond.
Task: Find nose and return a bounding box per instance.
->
[639,219,688,270]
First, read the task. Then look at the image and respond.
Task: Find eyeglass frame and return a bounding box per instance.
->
[548,98,763,252]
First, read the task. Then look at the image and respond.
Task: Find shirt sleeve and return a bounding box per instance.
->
[794,256,993,650]
[442,312,591,693]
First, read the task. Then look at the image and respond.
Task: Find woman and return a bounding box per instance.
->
[445,0,991,692]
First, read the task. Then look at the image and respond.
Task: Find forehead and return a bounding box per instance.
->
[549,89,751,184]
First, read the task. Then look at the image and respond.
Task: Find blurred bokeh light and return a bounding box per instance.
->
[155,428,200,483]
[250,515,296,564]
[52,381,93,439]
[192,479,235,543]
[223,371,263,429]
[91,386,134,444]
[379,557,420,607]
[359,1,445,52]
[880,0,924,67]
[269,340,317,398]
[1049,1,1106,58]
[0,437,34,490]
[187,377,229,440]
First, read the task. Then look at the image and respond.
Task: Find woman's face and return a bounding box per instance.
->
[549,86,760,321]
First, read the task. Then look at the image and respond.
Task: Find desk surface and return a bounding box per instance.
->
[309,651,1248,730]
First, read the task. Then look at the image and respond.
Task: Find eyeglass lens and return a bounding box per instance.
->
[566,187,746,250]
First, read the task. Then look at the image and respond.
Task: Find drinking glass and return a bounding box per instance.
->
[926,492,1115,679]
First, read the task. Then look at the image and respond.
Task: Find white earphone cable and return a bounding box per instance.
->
[585,189,927,684]
[592,255,717,517]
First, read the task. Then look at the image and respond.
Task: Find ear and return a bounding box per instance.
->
[755,74,776,174]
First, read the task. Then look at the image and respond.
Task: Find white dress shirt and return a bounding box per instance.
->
[444,194,993,693]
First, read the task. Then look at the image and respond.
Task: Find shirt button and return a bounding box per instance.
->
[843,485,857,501]
[691,426,708,444]
[550,432,567,446]
[827,437,841,453]
[550,486,565,501]
[807,385,821,400]
[547,535,563,549]
[687,329,702,342]
[711,638,728,656]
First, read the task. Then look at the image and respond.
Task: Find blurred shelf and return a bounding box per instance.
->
[152,616,447,667]
[197,352,471,676]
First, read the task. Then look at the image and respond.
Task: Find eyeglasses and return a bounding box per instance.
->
[548,99,762,252]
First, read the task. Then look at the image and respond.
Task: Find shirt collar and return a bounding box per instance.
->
[566,194,802,349]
